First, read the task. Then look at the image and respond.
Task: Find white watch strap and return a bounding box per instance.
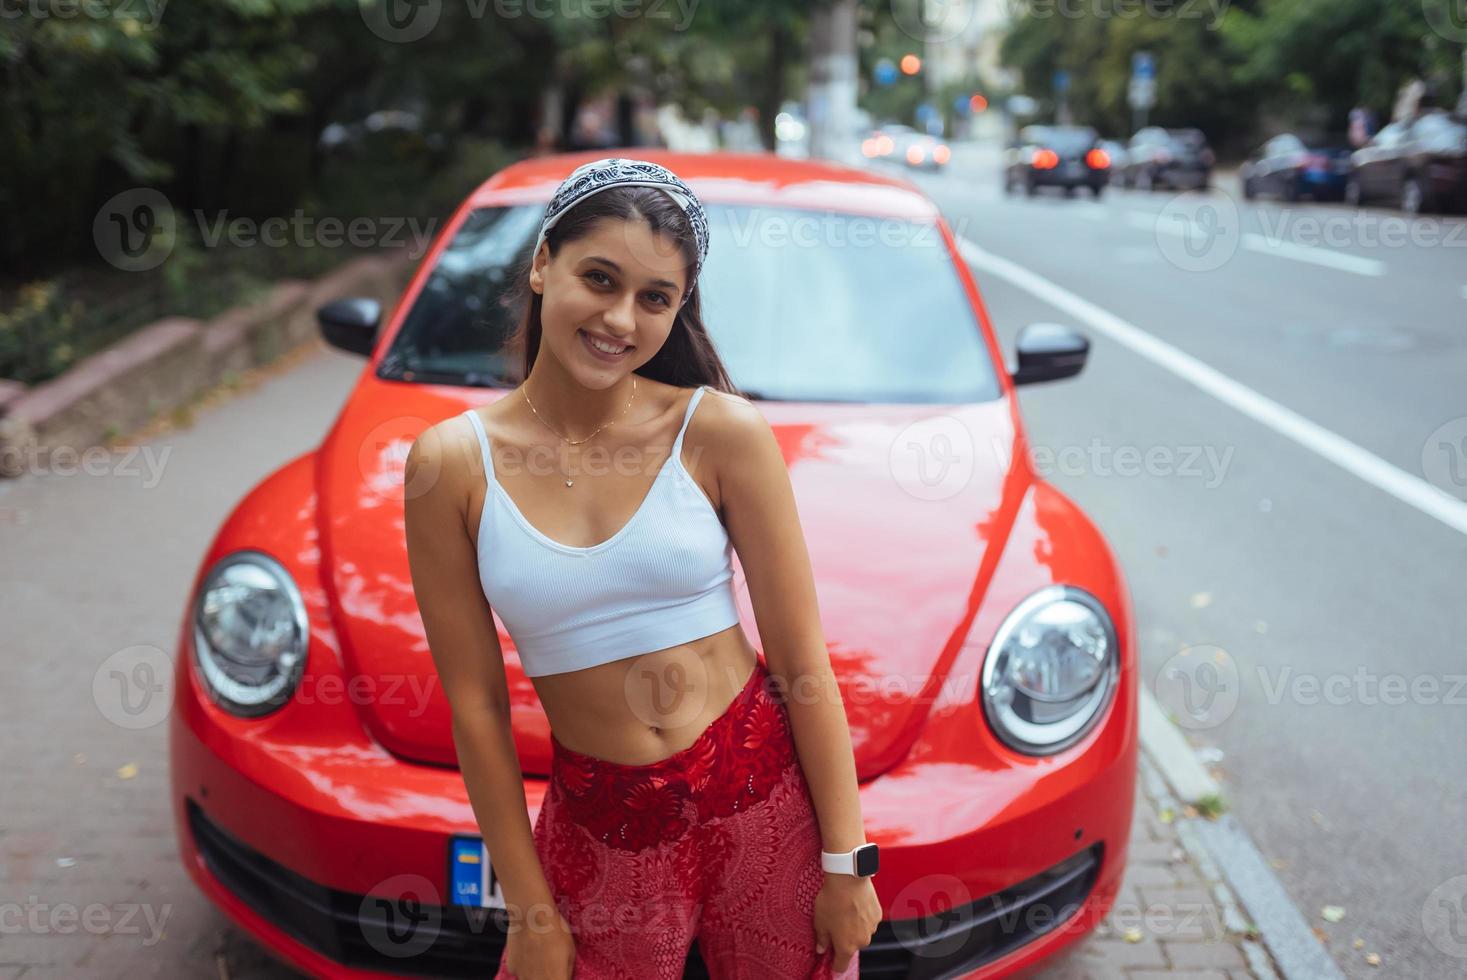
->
[820,847,857,875]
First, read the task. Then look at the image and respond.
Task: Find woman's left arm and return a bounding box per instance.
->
[707,392,881,969]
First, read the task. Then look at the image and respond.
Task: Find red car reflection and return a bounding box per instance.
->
[170,149,1138,979]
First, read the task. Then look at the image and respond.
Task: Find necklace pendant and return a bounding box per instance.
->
[565,478,574,487]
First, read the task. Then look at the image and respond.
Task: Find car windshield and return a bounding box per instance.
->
[378,202,1002,403]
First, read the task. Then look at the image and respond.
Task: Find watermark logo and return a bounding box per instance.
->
[890,414,975,502]
[890,0,974,43]
[1423,874,1467,958]
[1153,644,1239,730]
[93,644,174,730]
[1152,190,1240,272]
[358,873,442,958]
[1421,417,1467,497]
[94,188,178,272]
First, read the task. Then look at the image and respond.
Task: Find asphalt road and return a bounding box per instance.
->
[884,140,1467,980]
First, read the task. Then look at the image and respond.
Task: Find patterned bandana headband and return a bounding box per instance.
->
[534,157,710,308]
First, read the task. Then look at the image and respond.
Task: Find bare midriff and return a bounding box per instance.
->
[529,622,761,767]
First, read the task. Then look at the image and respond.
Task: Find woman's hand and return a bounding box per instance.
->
[812,872,881,973]
[499,902,576,980]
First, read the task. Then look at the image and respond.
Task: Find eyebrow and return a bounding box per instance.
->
[581,255,680,292]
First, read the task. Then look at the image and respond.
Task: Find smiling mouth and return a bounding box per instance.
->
[579,329,633,357]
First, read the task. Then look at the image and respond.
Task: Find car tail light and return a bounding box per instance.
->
[907,144,925,164]
[1086,148,1110,169]
[1032,148,1059,169]
[934,143,951,164]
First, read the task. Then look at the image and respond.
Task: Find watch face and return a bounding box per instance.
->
[855,843,879,877]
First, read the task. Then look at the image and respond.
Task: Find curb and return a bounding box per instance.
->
[1139,684,1345,980]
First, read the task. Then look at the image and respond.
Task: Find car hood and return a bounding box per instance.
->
[316,381,1031,780]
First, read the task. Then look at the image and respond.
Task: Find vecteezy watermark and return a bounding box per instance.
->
[94,188,178,273]
[358,874,443,959]
[889,414,978,503]
[1422,874,1467,959]
[0,898,172,947]
[1153,644,1240,730]
[94,188,439,271]
[0,443,171,487]
[357,0,700,44]
[1254,208,1467,251]
[889,0,976,44]
[1423,0,1467,43]
[0,0,169,29]
[94,645,174,731]
[193,209,438,259]
[1011,437,1235,488]
[1011,0,1231,29]
[1256,666,1467,707]
[889,874,976,958]
[721,208,967,252]
[1150,190,1241,272]
[1421,417,1467,496]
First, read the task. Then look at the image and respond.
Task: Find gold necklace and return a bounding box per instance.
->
[520,376,637,487]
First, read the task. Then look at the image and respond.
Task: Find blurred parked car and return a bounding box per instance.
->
[1004,125,1110,197]
[897,130,951,171]
[1346,110,1467,214]
[1118,127,1213,191]
[861,123,913,163]
[1240,133,1351,202]
[172,148,1137,980]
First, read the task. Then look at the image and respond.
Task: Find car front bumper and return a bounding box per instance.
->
[173,663,1135,979]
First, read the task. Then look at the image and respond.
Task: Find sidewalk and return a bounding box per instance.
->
[1035,751,1280,980]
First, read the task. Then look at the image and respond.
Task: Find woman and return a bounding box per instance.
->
[404,158,881,979]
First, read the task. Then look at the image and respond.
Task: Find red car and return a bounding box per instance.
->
[170,149,1137,978]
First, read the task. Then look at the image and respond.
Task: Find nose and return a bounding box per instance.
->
[601,288,637,335]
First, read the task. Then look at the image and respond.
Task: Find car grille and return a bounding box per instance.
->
[188,799,1100,979]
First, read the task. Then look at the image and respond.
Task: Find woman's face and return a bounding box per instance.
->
[529,216,689,388]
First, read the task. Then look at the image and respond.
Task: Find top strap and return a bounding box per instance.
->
[462,408,497,489]
[671,385,706,456]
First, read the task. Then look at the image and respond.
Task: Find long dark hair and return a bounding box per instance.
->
[504,185,741,395]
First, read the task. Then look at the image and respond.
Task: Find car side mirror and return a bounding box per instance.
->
[317,297,382,357]
[1011,322,1089,385]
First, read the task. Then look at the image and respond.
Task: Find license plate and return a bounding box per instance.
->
[449,836,506,909]
[1065,162,1084,177]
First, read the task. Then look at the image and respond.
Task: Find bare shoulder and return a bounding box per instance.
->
[406,411,482,524]
[691,386,770,451]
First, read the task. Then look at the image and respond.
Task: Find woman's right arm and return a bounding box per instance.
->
[402,420,562,936]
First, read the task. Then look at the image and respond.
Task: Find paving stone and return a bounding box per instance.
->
[1162,939,1249,969]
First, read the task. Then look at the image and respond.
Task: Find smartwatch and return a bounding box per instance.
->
[820,842,879,877]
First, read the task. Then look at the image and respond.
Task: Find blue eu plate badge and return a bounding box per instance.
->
[449,836,506,909]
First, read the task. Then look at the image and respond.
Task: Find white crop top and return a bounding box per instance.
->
[461,385,741,677]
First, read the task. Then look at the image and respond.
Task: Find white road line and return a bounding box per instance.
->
[957,236,1467,537]
[1240,233,1385,276]
[1125,211,1386,276]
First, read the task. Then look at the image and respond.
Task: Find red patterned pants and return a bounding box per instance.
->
[492,654,862,980]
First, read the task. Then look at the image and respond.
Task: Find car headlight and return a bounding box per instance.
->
[980,585,1118,755]
[191,550,309,717]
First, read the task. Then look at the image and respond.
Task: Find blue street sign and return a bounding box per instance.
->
[1132,51,1155,80]
[874,59,898,87]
